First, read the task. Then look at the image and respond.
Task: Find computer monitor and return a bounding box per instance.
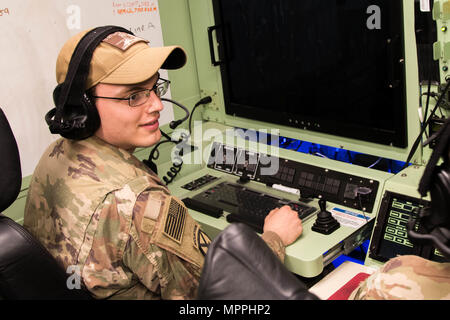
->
[211,0,410,149]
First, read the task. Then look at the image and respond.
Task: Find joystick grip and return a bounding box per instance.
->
[318,199,326,212]
[312,199,340,235]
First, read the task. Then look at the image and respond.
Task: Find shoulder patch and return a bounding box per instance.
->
[193,224,199,250]
[150,195,208,269]
[143,196,161,220]
[162,197,187,243]
[197,229,211,256]
[141,195,166,234]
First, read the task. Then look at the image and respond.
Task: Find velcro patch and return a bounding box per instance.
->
[163,198,186,244]
[103,31,149,51]
[143,197,161,220]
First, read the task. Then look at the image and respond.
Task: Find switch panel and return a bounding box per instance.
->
[207,142,379,212]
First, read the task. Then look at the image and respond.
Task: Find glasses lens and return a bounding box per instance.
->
[156,80,169,97]
[128,80,169,106]
[129,90,150,107]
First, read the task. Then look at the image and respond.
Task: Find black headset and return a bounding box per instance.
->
[45,26,134,140]
[407,116,450,259]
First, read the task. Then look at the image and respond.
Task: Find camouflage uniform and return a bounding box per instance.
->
[349,255,450,300]
[24,136,285,299]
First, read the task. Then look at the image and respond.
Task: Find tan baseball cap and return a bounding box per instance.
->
[56,28,187,89]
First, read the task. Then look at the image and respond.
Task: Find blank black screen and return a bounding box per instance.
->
[213,0,408,147]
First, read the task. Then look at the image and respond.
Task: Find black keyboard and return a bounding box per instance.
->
[184,182,317,233]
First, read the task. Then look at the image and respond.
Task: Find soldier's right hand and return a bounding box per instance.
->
[263,205,303,246]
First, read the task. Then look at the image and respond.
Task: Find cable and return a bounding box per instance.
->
[160,129,172,141]
[160,97,190,130]
[368,157,382,169]
[188,96,213,134]
[143,127,182,175]
[423,80,432,131]
[162,132,189,185]
[357,192,369,224]
[143,132,188,185]
[313,152,329,159]
[401,78,450,170]
[142,139,177,174]
[144,96,211,183]
[432,96,446,118]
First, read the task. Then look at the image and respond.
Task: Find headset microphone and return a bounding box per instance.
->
[160,98,190,129]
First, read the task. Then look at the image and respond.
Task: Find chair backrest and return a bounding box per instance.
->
[0,108,91,299]
[0,108,21,213]
[197,223,319,300]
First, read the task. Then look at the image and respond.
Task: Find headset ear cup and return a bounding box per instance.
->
[52,91,100,140]
[60,93,100,140]
[80,92,101,137]
[53,84,63,106]
[44,84,63,133]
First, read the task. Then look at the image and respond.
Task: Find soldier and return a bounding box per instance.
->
[349,255,450,300]
[23,27,303,299]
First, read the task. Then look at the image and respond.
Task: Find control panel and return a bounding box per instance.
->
[207,142,379,213]
[181,174,218,191]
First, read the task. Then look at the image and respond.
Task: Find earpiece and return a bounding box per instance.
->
[47,84,100,140]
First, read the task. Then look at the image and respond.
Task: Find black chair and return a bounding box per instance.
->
[197,223,319,300]
[0,108,91,300]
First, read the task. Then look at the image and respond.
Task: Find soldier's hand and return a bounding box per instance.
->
[263,205,303,246]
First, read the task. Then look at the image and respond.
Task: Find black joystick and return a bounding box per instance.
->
[311,199,340,235]
[237,165,250,184]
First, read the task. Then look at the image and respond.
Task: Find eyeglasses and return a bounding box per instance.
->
[91,78,170,107]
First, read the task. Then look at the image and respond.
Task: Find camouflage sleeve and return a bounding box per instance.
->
[261,231,286,262]
[123,189,204,300]
[349,255,450,300]
[123,234,200,299]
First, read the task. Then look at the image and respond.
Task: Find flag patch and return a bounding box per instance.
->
[163,198,186,243]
